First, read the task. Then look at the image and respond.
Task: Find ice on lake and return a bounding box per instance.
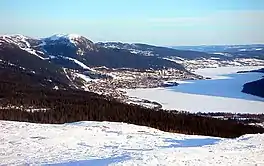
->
[168,72,264,101]
[126,66,264,113]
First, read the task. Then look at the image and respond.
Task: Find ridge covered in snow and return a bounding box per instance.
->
[0,34,48,59]
[44,34,87,46]
[43,33,96,53]
[47,34,83,41]
[0,34,97,58]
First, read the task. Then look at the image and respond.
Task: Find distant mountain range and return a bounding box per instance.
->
[96,42,213,59]
[0,34,186,71]
[172,44,264,60]
[1,34,263,70]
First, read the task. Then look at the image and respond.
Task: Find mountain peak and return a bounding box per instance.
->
[47,34,83,41]
[42,34,97,55]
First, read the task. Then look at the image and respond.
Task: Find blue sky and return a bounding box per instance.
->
[1,0,264,45]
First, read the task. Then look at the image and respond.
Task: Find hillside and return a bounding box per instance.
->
[0,64,263,139]
[97,42,213,59]
[97,42,264,70]
[0,34,185,70]
[242,68,264,98]
[1,34,201,97]
[243,78,264,98]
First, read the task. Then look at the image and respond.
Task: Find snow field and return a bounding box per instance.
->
[1,121,264,166]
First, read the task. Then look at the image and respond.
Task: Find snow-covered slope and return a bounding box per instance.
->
[0,120,263,166]
[0,34,48,59]
[0,34,97,58]
[0,34,101,86]
[61,56,96,71]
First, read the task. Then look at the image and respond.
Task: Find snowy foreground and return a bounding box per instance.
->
[1,121,264,166]
[126,66,264,113]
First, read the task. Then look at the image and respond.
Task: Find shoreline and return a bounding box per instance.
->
[123,66,264,114]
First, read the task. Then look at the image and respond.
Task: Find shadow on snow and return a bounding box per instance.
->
[45,155,131,166]
[160,137,221,148]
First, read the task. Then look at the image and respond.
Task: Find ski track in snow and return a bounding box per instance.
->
[62,56,96,72]
[1,120,264,166]
[1,35,46,60]
[74,73,93,82]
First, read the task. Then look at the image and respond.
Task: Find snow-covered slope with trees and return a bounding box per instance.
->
[0,34,186,70]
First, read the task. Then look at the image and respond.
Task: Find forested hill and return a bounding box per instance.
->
[242,68,264,98]
[0,34,185,70]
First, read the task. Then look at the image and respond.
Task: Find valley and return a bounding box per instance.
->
[1,34,264,165]
[1,34,264,104]
[2,1,264,165]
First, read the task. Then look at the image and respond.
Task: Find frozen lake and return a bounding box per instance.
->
[126,66,264,114]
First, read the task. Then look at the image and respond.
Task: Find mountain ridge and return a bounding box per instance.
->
[0,34,186,70]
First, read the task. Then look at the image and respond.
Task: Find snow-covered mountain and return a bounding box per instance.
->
[1,34,264,90]
[0,34,105,91]
[0,34,186,70]
[0,34,97,58]
[41,34,97,56]
[2,34,263,70]
[0,34,49,59]
[0,34,190,92]
[44,34,95,49]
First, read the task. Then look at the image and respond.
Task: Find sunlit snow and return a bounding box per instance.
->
[47,34,83,46]
[1,121,264,166]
